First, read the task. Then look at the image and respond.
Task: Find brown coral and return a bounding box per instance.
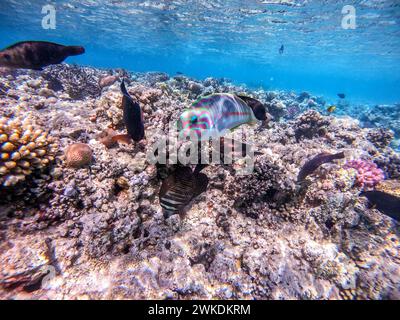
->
[65,143,93,168]
[0,116,57,188]
[294,110,330,141]
[367,128,394,149]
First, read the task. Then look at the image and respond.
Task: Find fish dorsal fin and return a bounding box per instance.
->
[120,80,130,98]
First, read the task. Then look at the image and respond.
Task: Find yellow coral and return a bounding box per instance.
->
[0,116,57,187]
[334,168,357,191]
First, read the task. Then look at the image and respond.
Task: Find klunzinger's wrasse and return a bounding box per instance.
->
[177,93,269,141]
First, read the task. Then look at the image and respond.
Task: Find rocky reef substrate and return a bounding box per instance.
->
[0,65,399,300]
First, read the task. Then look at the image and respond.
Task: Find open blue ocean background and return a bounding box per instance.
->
[0,0,399,106]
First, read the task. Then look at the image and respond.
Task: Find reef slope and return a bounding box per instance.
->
[0,65,399,300]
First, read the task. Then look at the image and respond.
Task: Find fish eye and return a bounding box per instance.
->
[190,115,198,124]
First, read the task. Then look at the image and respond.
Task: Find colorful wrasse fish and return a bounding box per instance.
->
[159,165,209,218]
[297,151,345,183]
[112,80,145,144]
[177,93,266,141]
[361,191,400,221]
[0,41,85,71]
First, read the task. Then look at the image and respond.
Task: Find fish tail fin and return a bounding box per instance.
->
[111,134,132,145]
[120,80,129,97]
[163,209,178,219]
[193,172,209,198]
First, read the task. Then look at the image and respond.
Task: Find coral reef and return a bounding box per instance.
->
[357,104,400,150]
[0,65,399,300]
[367,128,394,149]
[294,110,330,141]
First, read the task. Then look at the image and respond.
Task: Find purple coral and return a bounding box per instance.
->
[344,159,385,189]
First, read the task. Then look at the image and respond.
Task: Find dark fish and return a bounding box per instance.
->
[112,80,145,144]
[236,95,270,121]
[361,191,400,221]
[0,41,85,70]
[279,45,284,54]
[297,152,345,182]
[337,93,346,99]
[176,71,183,75]
[159,165,209,218]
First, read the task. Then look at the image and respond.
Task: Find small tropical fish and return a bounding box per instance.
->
[0,41,85,70]
[112,80,145,144]
[327,105,336,113]
[337,93,346,99]
[177,93,264,141]
[279,44,284,54]
[176,71,183,75]
[159,165,209,218]
[361,191,400,221]
[297,151,345,182]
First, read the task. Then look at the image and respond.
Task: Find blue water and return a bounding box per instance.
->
[1,0,400,105]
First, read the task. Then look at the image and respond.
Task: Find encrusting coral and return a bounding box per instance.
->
[0,115,57,188]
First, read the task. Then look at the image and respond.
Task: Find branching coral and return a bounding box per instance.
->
[0,116,57,188]
[344,159,385,189]
[42,64,101,100]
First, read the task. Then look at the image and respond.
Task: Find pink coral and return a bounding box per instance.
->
[344,159,385,189]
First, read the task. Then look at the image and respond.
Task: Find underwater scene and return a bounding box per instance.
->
[0,0,399,300]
